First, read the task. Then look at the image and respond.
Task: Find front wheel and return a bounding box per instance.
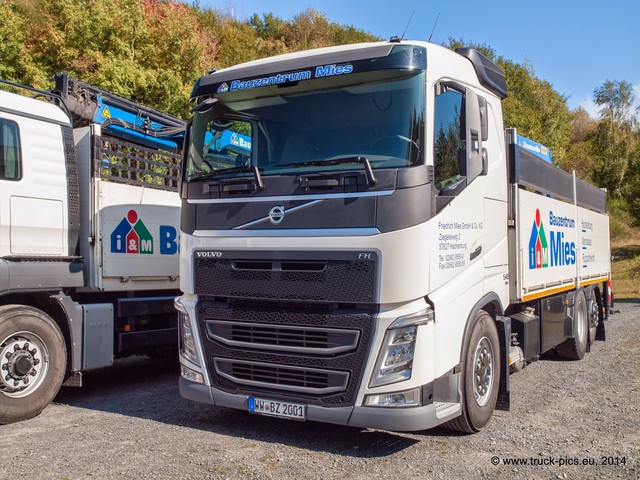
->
[0,305,67,424]
[444,310,500,433]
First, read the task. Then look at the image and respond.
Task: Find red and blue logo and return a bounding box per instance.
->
[529,208,576,269]
[528,209,548,269]
[111,210,154,254]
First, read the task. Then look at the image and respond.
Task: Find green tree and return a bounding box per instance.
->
[498,59,571,164]
[557,107,598,180]
[266,8,378,52]
[0,0,39,83]
[444,38,571,165]
[136,0,218,115]
[590,80,639,199]
[2,0,219,117]
[594,80,639,126]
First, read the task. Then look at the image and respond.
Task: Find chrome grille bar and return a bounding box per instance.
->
[214,358,350,394]
[206,320,360,355]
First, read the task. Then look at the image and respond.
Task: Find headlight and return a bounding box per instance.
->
[175,298,200,367]
[370,326,417,386]
[369,306,434,387]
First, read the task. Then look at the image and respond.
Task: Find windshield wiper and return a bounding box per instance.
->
[192,165,264,190]
[280,156,377,186]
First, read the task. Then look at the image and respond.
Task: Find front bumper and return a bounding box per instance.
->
[180,377,456,432]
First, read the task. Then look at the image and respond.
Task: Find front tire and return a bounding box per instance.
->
[445,311,500,433]
[0,305,67,424]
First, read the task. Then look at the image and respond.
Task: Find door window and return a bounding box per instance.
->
[433,89,464,191]
[0,118,21,181]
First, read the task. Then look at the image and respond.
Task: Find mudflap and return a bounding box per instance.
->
[596,315,606,341]
[495,315,511,411]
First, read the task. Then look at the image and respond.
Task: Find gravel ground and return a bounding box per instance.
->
[0,302,638,480]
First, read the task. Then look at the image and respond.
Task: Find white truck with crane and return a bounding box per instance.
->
[176,40,611,432]
[0,75,184,423]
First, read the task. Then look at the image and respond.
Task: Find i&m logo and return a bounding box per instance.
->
[529,209,548,269]
[528,208,576,269]
[111,210,154,254]
[110,209,179,255]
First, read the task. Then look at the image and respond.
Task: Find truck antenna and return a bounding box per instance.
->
[428,12,440,43]
[400,10,415,41]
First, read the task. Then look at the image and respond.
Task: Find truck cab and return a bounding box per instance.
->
[177,40,610,433]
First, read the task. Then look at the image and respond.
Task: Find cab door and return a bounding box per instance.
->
[0,111,68,257]
[430,83,486,291]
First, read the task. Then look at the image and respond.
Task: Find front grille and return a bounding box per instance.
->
[207,320,360,355]
[197,300,375,406]
[214,359,349,394]
[193,251,377,303]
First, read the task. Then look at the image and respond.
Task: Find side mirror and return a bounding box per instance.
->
[463,88,483,182]
[178,120,192,199]
[479,96,489,175]
[479,96,488,142]
[481,147,488,176]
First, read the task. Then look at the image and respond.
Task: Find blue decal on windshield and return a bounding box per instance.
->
[224,64,354,92]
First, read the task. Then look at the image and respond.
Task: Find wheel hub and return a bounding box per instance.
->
[590,300,599,330]
[0,336,45,395]
[13,350,36,377]
[473,337,493,407]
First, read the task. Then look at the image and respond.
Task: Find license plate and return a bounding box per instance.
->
[248,397,306,421]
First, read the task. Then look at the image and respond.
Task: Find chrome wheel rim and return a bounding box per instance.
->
[576,300,586,342]
[0,331,49,398]
[473,337,493,407]
[589,293,599,334]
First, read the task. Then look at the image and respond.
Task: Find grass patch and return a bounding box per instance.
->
[609,199,640,299]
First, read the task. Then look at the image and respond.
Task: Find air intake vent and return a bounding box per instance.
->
[214,358,349,395]
[207,320,360,355]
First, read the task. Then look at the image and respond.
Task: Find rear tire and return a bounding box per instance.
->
[0,305,67,424]
[587,289,599,346]
[444,310,500,433]
[556,291,588,360]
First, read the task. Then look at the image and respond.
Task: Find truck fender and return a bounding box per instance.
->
[594,284,606,341]
[458,292,504,364]
[582,284,605,347]
[50,292,84,375]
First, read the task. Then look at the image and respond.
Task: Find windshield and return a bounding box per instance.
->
[186,69,425,182]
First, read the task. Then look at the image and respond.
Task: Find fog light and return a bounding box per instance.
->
[181,365,204,384]
[364,387,421,407]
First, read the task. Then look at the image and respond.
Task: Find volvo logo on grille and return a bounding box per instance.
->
[268,205,285,225]
[196,251,222,258]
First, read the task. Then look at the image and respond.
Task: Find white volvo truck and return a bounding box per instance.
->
[176,40,611,433]
[0,75,184,423]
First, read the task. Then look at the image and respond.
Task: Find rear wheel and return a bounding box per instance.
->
[444,311,500,433]
[0,305,66,424]
[556,291,588,360]
[587,289,599,345]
